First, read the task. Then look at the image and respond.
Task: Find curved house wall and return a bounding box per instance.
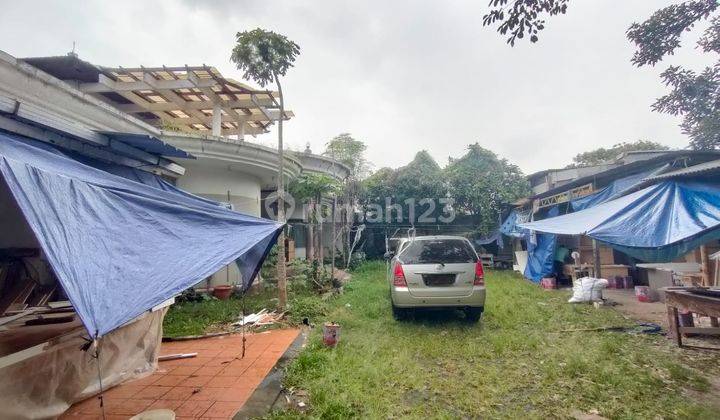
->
[176,162,262,287]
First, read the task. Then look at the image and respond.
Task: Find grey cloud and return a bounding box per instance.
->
[0,0,702,173]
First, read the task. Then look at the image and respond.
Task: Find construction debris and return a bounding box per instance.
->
[158,352,197,361]
[162,331,234,342]
[234,309,284,328]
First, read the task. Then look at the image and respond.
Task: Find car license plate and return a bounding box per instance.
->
[422,274,456,286]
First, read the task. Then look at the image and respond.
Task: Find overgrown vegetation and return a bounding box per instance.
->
[362,144,529,235]
[163,259,331,337]
[269,261,720,419]
[568,140,670,168]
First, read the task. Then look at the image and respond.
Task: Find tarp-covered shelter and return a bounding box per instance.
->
[0,131,282,337]
[519,180,720,262]
[0,131,282,416]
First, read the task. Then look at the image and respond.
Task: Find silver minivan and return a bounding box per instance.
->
[387,235,486,321]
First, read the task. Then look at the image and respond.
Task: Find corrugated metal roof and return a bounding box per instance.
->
[643,159,720,182]
[99,131,195,159]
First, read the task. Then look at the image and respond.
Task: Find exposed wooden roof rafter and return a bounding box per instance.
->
[78,65,292,138]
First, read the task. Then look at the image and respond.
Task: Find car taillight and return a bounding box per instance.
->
[393,264,407,287]
[474,261,485,286]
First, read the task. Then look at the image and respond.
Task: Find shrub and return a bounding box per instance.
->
[288,295,328,324]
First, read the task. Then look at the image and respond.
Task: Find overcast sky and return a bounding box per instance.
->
[0,0,712,174]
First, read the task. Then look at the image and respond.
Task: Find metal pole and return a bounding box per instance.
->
[592,239,602,279]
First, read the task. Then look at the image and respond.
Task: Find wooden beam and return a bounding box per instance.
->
[80,73,216,93]
[113,97,278,113]
[153,111,284,126]
[187,70,249,127]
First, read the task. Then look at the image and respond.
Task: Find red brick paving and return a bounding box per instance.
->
[62,328,299,419]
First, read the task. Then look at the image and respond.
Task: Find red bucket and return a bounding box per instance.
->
[540,277,557,289]
[323,322,341,347]
[635,286,653,302]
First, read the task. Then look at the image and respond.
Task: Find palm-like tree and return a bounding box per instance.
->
[231,29,300,309]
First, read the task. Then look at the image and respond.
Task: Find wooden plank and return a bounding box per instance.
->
[24,314,75,326]
[0,307,40,327]
[665,290,720,318]
[667,306,682,346]
[47,301,72,309]
[158,352,197,361]
[678,327,720,335]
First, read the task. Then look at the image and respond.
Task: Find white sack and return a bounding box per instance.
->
[568,277,608,303]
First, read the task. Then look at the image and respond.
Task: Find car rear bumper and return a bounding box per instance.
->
[391,286,486,308]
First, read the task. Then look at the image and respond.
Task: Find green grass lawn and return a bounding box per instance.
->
[268,261,720,419]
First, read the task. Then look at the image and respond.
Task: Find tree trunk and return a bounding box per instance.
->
[331,194,337,282]
[317,192,324,266]
[274,73,287,310]
[306,198,315,262]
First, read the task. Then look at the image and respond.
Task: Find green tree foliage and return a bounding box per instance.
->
[483,1,720,150]
[362,151,447,222]
[230,28,300,87]
[362,167,396,205]
[482,0,569,45]
[289,173,341,203]
[569,140,670,167]
[628,1,720,150]
[394,151,445,204]
[323,133,371,179]
[445,144,529,234]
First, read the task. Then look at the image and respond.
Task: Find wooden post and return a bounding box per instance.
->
[592,239,602,279]
[667,306,682,347]
[700,245,710,287]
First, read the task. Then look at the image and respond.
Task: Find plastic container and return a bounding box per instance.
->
[540,277,557,289]
[635,286,653,302]
[323,322,341,347]
[212,285,233,300]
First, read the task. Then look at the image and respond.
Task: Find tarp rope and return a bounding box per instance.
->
[92,336,107,420]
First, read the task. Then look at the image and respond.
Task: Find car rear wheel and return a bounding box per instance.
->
[465,307,483,323]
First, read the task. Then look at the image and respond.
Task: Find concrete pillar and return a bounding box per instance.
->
[237,122,245,141]
[212,104,221,137]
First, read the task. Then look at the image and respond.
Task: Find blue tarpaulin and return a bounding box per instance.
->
[523,206,558,282]
[72,154,229,208]
[0,132,282,336]
[570,166,667,211]
[499,209,531,238]
[519,180,720,262]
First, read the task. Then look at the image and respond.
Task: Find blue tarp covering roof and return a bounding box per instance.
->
[71,153,229,208]
[99,131,195,159]
[0,132,282,336]
[570,165,668,211]
[519,180,720,262]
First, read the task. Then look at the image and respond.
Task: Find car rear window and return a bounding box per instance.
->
[399,239,477,264]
